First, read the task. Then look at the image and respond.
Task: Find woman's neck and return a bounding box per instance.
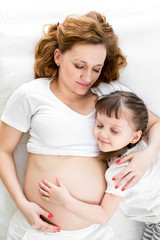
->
[50,78,91,102]
[50,79,97,115]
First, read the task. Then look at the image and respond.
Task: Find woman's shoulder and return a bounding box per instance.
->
[14,78,50,95]
[91,81,131,97]
[20,78,49,89]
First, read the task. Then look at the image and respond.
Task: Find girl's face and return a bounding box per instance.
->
[54,44,106,96]
[94,110,141,152]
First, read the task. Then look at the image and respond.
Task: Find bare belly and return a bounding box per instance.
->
[24,154,107,230]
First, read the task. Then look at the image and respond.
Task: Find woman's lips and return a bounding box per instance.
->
[76,81,89,87]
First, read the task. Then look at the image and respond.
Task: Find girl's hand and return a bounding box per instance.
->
[112,149,155,190]
[20,201,60,232]
[38,177,71,206]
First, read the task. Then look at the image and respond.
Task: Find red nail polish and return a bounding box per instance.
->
[122,188,125,191]
[48,213,53,219]
[115,185,119,189]
[56,227,60,231]
[116,160,120,164]
[112,177,116,181]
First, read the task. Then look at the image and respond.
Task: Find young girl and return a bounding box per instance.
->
[39,91,160,240]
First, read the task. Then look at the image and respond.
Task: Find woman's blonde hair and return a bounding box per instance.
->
[34,11,127,86]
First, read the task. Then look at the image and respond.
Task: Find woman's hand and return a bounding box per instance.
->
[38,177,71,207]
[20,201,60,232]
[112,148,156,190]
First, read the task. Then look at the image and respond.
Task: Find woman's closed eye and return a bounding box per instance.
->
[74,64,101,73]
[93,69,100,73]
[74,64,84,69]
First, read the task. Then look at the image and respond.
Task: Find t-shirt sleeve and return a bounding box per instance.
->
[1,85,32,132]
[105,162,130,197]
[109,82,132,92]
[91,81,133,97]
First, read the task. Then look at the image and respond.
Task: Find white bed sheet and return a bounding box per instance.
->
[0,0,160,239]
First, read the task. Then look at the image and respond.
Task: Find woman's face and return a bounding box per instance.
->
[94,111,141,153]
[54,44,107,96]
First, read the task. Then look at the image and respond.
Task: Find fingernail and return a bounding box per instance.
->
[56,227,60,231]
[115,185,119,189]
[48,213,53,219]
[121,188,125,191]
[116,160,120,164]
[112,177,116,181]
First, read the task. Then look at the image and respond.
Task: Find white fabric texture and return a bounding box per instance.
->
[105,140,160,223]
[7,209,114,240]
[1,78,130,156]
[1,0,160,239]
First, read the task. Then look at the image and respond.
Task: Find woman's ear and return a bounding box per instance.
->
[54,48,61,66]
[131,130,142,144]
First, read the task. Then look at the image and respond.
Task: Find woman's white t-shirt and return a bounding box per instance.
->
[1,78,130,156]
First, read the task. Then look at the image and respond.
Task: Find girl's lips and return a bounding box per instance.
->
[99,138,110,144]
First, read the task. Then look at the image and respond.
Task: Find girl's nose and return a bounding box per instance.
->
[100,130,109,139]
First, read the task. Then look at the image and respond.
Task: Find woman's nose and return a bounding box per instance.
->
[83,70,92,83]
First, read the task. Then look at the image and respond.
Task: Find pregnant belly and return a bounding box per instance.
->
[23,154,107,230]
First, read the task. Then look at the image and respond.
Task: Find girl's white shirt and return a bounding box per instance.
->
[105,140,160,223]
[1,78,130,156]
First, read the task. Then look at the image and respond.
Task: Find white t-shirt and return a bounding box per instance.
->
[1,78,130,156]
[105,140,160,223]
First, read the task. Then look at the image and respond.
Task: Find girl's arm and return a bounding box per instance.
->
[0,121,59,232]
[113,110,160,189]
[39,177,122,224]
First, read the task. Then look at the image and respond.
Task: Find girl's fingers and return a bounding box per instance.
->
[40,195,50,201]
[38,187,49,196]
[39,182,51,191]
[43,178,55,188]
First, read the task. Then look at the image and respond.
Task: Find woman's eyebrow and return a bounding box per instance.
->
[74,59,103,66]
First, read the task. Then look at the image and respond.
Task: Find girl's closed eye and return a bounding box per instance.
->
[96,124,103,129]
[111,129,119,134]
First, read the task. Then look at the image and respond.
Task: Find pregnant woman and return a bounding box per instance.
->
[0,11,160,240]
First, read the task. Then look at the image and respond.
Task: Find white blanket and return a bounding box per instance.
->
[0,0,160,239]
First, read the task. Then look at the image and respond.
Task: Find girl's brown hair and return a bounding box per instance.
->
[34,11,127,86]
[95,91,149,160]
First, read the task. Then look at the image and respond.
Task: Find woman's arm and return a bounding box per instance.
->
[39,177,122,224]
[113,110,160,189]
[0,121,58,232]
